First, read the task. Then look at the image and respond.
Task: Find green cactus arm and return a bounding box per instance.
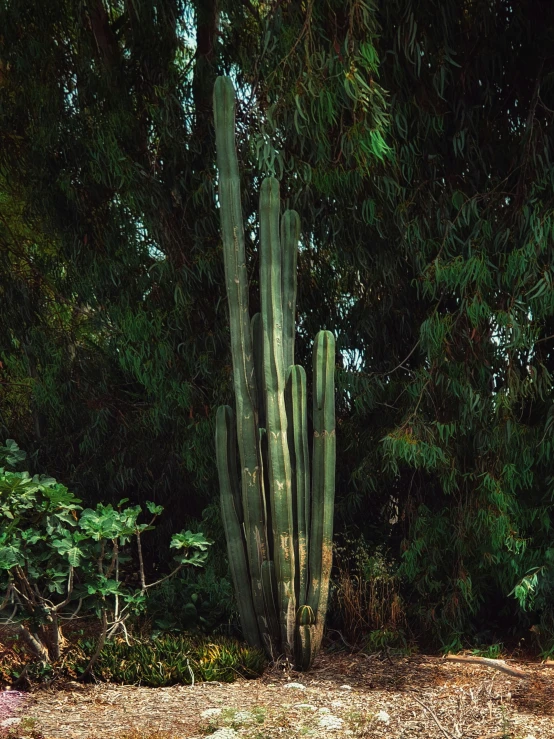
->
[296,604,315,626]
[281,210,300,369]
[213,76,271,645]
[296,624,316,671]
[285,365,310,609]
[261,559,281,657]
[259,176,296,657]
[216,405,262,649]
[252,313,281,649]
[251,313,266,433]
[295,604,316,670]
[307,330,336,658]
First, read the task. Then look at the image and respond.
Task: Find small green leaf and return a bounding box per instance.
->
[146,501,164,516]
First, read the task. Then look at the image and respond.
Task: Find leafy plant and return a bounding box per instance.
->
[510,553,554,613]
[0,440,212,672]
[145,565,235,635]
[471,643,503,659]
[0,631,265,688]
[363,627,407,653]
[0,440,26,469]
[0,717,44,739]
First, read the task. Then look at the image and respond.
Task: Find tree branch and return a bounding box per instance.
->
[80,607,108,680]
[14,623,49,662]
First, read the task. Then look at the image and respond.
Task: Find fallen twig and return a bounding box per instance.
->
[445,654,527,678]
[409,692,456,739]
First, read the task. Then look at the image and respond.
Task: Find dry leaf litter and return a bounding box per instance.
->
[2,652,553,739]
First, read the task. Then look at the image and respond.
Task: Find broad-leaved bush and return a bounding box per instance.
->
[0,440,212,666]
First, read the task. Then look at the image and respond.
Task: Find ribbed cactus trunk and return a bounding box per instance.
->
[212,76,273,654]
[213,76,336,670]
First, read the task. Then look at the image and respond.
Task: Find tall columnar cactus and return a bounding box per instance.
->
[214,76,335,670]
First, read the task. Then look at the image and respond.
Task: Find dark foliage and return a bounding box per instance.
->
[1,0,554,648]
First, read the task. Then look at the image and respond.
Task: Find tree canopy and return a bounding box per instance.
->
[1,0,554,647]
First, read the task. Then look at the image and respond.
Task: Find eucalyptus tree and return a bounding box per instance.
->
[2,0,554,647]
[224,0,554,643]
[370,0,554,640]
[0,1,228,528]
[0,0,389,563]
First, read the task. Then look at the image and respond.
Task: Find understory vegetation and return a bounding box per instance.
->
[0,629,266,688]
[1,0,554,679]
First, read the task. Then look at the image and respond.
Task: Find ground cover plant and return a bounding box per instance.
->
[0,629,266,689]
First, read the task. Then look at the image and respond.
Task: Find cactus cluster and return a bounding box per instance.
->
[214,76,335,670]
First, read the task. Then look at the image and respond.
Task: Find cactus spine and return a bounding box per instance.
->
[214,76,335,669]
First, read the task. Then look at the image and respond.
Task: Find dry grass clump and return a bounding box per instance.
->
[331,538,406,648]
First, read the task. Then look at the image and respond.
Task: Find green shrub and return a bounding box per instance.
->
[146,565,235,635]
[510,551,554,657]
[0,439,212,670]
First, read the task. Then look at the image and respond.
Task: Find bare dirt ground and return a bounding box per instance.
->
[6,651,554,739]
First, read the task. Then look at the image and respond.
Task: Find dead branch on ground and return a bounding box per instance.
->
[445,654,527,678]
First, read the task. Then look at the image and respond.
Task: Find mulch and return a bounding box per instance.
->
[4,651,553,739]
